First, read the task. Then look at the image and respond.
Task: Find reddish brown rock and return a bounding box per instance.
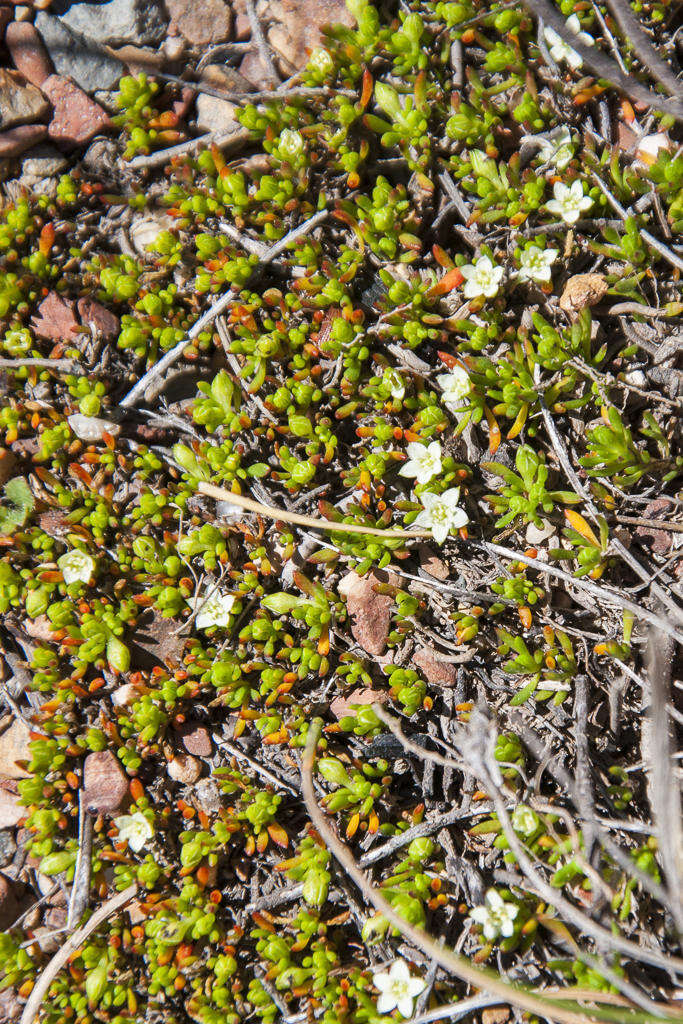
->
[77,297,119,339]
[338,570,394,656]
[559,273,608,321]
[83,750,128,814]
[166,0,232,45]
[0,873,20,930]
[636,498,675,555]
[6,21,53,88]
[417,544,449,581]
[0,123,47,158]
[42,75,111,146]
[177,722,212,757]
[266,0,353,70]
[413,646,458,688]
[0,782,24,828]
[31,290,78,342]
[330,687,388,720]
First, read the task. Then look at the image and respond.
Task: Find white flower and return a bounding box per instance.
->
[373,959,426,1018]
[413,487,469,544]
[399,440,442,486]
[436,366,471,415]
[383,368,405,400]
[460,256,504,300]
[195,591,236,630]
[309,46,334,75]
[470,889,519,942]
[278,129,305,161]
[517,245,558,284]
[546,180,593,225]
[58,549,95,585]
[543,14,593,70]
[512,803,540,837]
[114,811,153,853]
[536,126,575,170]
[635,132,671,167]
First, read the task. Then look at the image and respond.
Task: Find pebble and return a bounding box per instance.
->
[265,0,353,70]
[31,290,78,342]
[0,783,24,829]
[129,213,174,255]
[167,752,202,785]
[195,93,239,134]
[58,0,167,47]
[0,124,48,158]
[5,21,54,88]
[0,68,50,131]
[0,828,16,868]
[177,722,212,757]
[0,873,20,930]
[20,143,68,186]
[413,646,458,688]
[35,11,125,93]
[0,720,32,780]
[559,273,608,320]
[163,34,185,61]
[77,297,120,338]
[43,74,111,146]
[417,543,449,581]
[83,750,129,814]
[13,5,32,20]
[525,519,556,545]
[338,570,395,656]
[111,683,138,706]
[165,0,232,45]
[67,413,121,442]
[193,778,222,815]
[329,687,388,720]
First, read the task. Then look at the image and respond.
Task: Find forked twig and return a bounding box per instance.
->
[20,884,138,1024]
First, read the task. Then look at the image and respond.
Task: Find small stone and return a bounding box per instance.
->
[42,74,111,146]
[0,986,22,1024]
[20,143,68,186]
[329,687,388,720]
[31,290,78,341]
[0,829,16,869]
[31,925,63,953]
[195,93,239,133]
[338,570,394,656]
[417,544,449,581]
[0,68,50,130]
[482,1010,510,1024]
[14,5,31,19]
[0,783,24,828]
[177,722,212,757]
[58,0,167,47]
[0,873,20,930]
[129,213,174,255]
[167,752,201,785]
[109,43,166,75]
[22,614,54,641]
[265,0,353,71]
[163,34,185,61]
[165,0,231,45]
[0,720,32,780]
[559,273,608,320]
[67,413,120,442]
[0,124,48,158]
[413,646,458,687]
[83,750,128,814]
[77,297,120,338]
[6,22,54,88]
[525,519,556,545]
[111,683,138,706]
[35,11,125,93]
[193,778,222,815]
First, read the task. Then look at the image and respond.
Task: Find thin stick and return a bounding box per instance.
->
[0,357,81,372]
[244,0,281,85]
[301,721,676,1024]
[120,211,328,408]
[20,884,138,1024]
[128,128,252,171]
[67,791,93,930]
[198,481,429,539]
[602,0,681,97]
[592,174,683,273]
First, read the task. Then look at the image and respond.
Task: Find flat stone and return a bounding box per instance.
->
[266,0,353,70]
[195,93,239,134]
[31,290,78,341]
[20,143,68,186]
[0,828,16,868]
[0,124,48,158]
[0,783,24,828]
[165,0,231,45]
[67,413,120,441]
[56,0,167,47]
[77,297,119,338]
[0,720,32,780]
[559,273,608,321]
[193,778,222,815]
[338,570,394,656]
[35,11,125,92]
[42,74,111,146]
[177,722,212,757]
[417,544,449,581]
[329,687,388,720]
[0,68,50,130]
[413,646,458,688]
[6,21,54,88]
[83,750,128,814]
[167,752,201,784]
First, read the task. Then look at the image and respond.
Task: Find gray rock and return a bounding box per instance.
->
[0,69,50,131]
[194,93,239,134]
[20,143,69,186]
[55,0,166,47]
[0,829,17,868]
[35,11,125,93]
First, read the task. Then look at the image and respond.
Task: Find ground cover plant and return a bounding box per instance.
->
[0,0,682,1023]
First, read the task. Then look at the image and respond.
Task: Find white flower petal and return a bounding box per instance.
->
[376,992,396,1013]
[397,996,416,1018]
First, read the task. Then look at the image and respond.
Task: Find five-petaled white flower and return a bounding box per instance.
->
[373,959,426,1018]
[546,180,593,225]
[512,803,540,837]
[196,591,236,630]
[470,889,519,942]
[278,129,305,161]
[413,487,469,544]
[399,440,442,486]
[536,127,575,170]
[58,550,95,586]
[517,245,558,284]
[543,14,593,70]
[460,256,504,300]
[436,366,471,415]
[114,811,153,853]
